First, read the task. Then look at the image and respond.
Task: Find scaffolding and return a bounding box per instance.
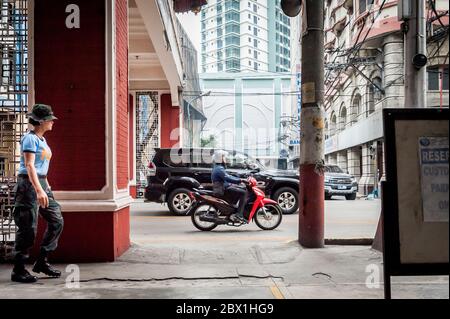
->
[0,0,28,261]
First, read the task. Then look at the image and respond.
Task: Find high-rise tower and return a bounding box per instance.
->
[201,0,291,73]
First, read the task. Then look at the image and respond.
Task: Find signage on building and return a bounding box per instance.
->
[419,137,449,222]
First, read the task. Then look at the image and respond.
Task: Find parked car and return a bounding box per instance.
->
[288,158,358,200]
[145,148,300,215]
[324,165,358,200]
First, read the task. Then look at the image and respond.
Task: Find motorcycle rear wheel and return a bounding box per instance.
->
[191,204,218,231]
[254,204,283,231]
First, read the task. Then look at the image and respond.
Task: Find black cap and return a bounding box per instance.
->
[26,104,58,122]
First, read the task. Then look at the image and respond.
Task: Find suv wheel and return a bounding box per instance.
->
[345,193,357,201]
[273,187,298,215]
[168,188,193,216]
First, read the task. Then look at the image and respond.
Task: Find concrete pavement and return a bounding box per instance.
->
[0,242,448,299]
[0,199,447,299]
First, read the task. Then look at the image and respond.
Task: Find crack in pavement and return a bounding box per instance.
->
[59,274,285,285]
[312,272,337,285]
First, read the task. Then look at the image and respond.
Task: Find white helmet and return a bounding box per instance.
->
[213,150,229,164]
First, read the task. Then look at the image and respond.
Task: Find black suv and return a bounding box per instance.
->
[145,148,300,215]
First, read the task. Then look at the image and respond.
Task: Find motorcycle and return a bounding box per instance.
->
[187,177,283,231]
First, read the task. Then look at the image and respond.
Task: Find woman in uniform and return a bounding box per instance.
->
[11,104,64,283]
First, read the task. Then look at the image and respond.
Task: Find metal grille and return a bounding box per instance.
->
[136,92,159,198]
[0,0,28,261]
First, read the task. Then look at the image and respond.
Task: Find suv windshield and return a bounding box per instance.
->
[325,165,344,173]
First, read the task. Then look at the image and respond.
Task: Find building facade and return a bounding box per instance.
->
[200,72,292,168]
[200,0,291,73]
[324,0,449,195]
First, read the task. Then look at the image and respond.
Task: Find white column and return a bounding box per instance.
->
[347,148,361,180]
[358,143,376,195]
[337,151,348,172]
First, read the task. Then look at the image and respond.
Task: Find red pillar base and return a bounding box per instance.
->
[32,207,130,263]
[299,164,325,248]
[129,185,137,199]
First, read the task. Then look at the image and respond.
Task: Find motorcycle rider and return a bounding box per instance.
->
[212,150,248,223]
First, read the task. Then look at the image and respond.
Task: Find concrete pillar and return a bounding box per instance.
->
[328,153,338,165]
[358,143,376,195]
[337,151,348,172]
[347,148,361,180]
[382,33,404,108]
[32,0,131,262]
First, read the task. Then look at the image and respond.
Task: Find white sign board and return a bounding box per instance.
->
[418,137,449,223]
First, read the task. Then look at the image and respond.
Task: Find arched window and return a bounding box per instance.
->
[325,119,329,139]
[338,104,347,132]
[367,77,382,116]
[330,112,337,136]
[351,93,362,124]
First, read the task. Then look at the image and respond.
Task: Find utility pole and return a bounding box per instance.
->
[298,0,325,248]
[281,0,325,248]
[402,0,428,108]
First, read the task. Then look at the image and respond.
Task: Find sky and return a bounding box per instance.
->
[176,12,202,52]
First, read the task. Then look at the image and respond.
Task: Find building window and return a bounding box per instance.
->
[338,105,347,132]
[330,112,337,136]
[367,77,382,116]
[359,0,374,15]
[428,65,449,91]
[351,94,362,124]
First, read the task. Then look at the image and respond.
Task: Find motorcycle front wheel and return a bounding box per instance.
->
[254,204,283,231]
[191,204,218,232]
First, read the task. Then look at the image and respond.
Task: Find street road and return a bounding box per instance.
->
[130,198,381,248]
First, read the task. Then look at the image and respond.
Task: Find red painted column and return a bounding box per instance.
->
[32,0,131,262]
[160,94,180,148]
[299,165,325,248]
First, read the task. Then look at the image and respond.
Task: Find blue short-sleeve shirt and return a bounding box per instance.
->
[18,131,52,176]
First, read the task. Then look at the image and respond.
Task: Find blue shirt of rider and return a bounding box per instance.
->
[211,163,241,189]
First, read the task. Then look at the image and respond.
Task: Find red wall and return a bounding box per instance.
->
[33,208,130,263]
[34,0,106,191]
[116,0,129,190]
[160,94,180,148]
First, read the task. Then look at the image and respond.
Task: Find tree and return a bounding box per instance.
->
[201,134,217,148]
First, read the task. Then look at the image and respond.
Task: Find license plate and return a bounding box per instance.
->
[338,185,347,190]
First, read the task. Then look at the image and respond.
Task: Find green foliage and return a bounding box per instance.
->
[201,134,217,148]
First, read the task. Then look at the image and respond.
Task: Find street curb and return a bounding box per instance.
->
[325,238,374,246]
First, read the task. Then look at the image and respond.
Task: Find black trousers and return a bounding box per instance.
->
[13,176,64,263]
[225,185,248,217]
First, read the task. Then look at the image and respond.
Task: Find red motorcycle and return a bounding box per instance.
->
[188,177,283,231]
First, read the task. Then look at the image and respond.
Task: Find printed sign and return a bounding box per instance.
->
[418,137,449,222]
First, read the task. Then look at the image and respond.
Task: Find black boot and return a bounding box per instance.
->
[32,252,61,278]
[11,261,38,283]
